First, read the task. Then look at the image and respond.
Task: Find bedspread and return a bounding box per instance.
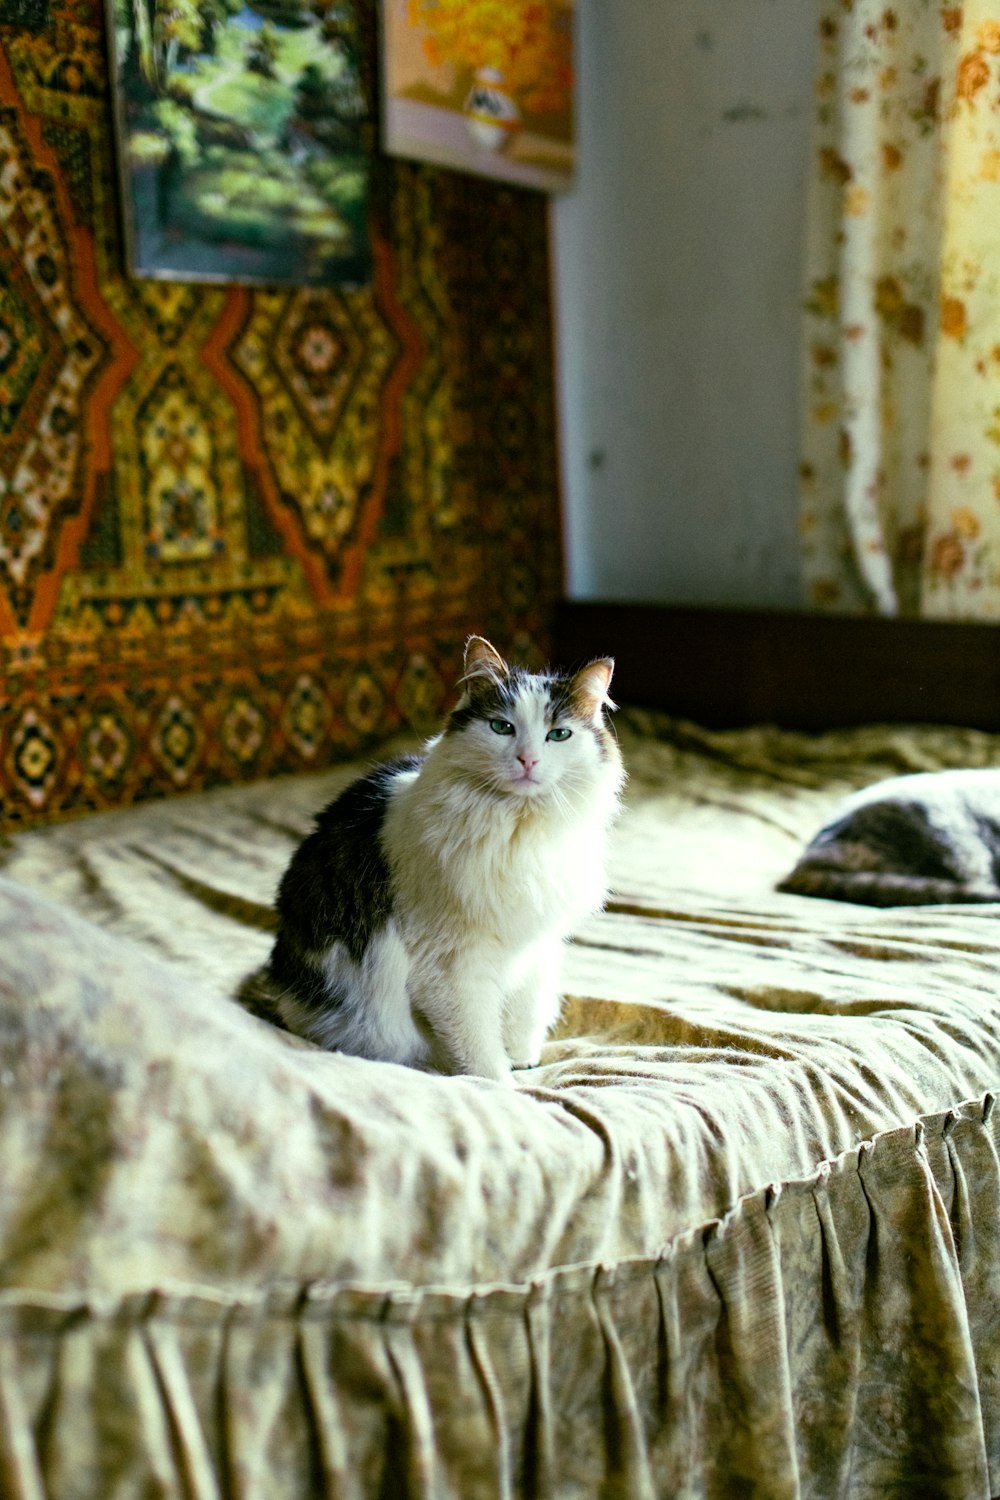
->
[1,712,1000,1499]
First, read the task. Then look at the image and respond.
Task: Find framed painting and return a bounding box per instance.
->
[105,0,373,285]
[379,0,575,193]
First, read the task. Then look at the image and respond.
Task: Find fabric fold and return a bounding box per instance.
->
[939,1096,1000,1496]
[0,1097,996,1498]
[703,1194,801,1499]
[382,1294,440,1500]
[592,1264,656,1500]
[0,1336,46,1500]
[143,1315,224,1500]
[464,1306,515,1500]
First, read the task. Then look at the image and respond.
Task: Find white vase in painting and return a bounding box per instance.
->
[464,67,520,152]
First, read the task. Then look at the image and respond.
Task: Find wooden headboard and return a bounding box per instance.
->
[556,602,1000,732]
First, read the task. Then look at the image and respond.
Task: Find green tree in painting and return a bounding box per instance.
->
[154,0,201,79]
[293,59,366,148]
[294,61,334,126]
[119,0,201,90]
[115,0,156,93]
[246,21,281,78]
[248,0,312,28]
[197,0,245,57]
[311,1,359,68]
[311,0,371,115]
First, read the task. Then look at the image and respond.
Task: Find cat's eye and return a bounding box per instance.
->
[546,726,573,742]
[489,718,516,736]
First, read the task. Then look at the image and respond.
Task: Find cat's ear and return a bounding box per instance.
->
[570,658,616,720]
[461,636,509,688]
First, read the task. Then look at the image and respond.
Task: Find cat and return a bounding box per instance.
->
[241,637,625,1080]
[778,767,1000,906]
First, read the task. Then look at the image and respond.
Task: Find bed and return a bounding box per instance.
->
[1,708,999,1499]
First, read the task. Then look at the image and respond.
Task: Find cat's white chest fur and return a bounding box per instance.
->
[374,708,622,1081]
[383,766,612,949]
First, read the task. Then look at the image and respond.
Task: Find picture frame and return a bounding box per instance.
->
[105,0,374,286]
[378,0,575,194]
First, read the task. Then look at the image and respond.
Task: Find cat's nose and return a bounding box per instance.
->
[518,752,539,773]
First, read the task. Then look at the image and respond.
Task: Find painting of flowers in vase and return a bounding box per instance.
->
[379,0,575,192]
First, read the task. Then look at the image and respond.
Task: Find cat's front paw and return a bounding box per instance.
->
[471,1063,515,1086]
[456,1053,513,1084]
[510,1054,541,1071]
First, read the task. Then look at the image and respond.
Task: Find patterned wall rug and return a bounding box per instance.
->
[0,0,562,825]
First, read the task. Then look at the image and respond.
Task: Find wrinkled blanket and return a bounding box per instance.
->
[1,712,1000,1499]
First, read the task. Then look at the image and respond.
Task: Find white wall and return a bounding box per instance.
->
[553,0,820,607]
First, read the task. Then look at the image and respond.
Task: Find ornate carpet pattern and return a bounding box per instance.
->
[0,0,561,825]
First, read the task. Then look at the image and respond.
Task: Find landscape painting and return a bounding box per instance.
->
[379,0,575,194]
[106,0,373,285]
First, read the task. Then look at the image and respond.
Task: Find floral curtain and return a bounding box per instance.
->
[801,1,1000,618]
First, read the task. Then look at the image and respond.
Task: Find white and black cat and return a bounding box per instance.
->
[242,637,625,1080]
[779,767,1000,906]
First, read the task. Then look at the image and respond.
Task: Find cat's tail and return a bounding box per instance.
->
[235,966,295,1032]
[777,866,1000,907]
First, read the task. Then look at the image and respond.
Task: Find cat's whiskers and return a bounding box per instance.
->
[463,767,509,801]
[546,776,588,820]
